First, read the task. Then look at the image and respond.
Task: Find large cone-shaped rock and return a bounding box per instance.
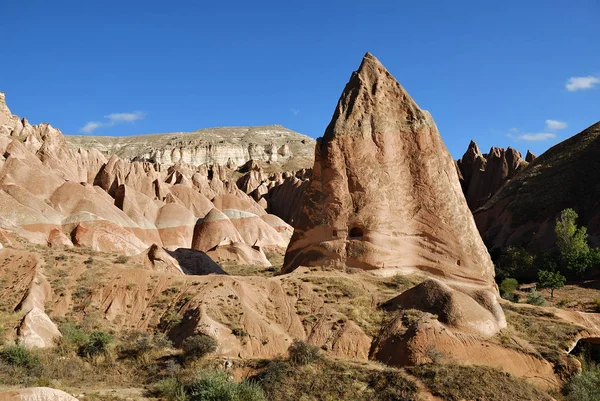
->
[283,53,495,289]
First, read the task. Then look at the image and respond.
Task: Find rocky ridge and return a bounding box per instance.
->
[66,125,315,171]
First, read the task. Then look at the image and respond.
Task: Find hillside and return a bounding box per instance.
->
[474,121,600,250]
[66,126,316,172]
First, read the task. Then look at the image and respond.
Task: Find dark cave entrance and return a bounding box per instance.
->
[349,227,364,239]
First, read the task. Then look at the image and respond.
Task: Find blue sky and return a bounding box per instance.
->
[1,0,598,158]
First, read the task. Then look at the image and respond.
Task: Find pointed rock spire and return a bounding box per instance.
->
[283,53,496,290]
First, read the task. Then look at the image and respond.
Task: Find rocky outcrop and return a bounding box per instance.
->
[283,53,496,291]
[0,387,78,401]
[0,92,293,260]
[191,208,272,266]
[457,141,526,210]
[66,125,316,170]
[474,121,600,250]
[525,150,537,163]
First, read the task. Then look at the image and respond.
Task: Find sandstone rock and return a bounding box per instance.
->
[461,145,525,210]
[191,208,244,252]
[212,193,266,216]
[223,209,288,249]
[525,150,537,163]
[0,387,78,401]
[71,219,147,255]
[260,214,294,242]
[283,53,496,290]
[207,242,272,267]
[169,184,214,218]
[66,125,316,170]
[382,279,505,336]
[155,203,198,249]
[137,243,184,275]
[17,307,62,348]
[47,229,73,248]
[267,174,310,224]
[167,248,227,275]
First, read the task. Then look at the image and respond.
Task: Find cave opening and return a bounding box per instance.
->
[349,227,364,239]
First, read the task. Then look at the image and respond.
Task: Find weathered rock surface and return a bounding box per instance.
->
[0,92,293,265]
[283,53,496,290]
[66,125,315,170]
[456,141,526,210]
[474,121,600,250]
[0,387,78,401]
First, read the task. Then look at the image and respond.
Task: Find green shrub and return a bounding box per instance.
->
[0,345,41,371]
[84,256,94,265]
[593,299,600,313]
[526,290,546,306]
[390,274,411,289]
[118,331,172,360]
[114,255,130,264]
[58,322,89,350]
[287,340,320,366]
[78,331,113,358]
[181,335,217,361]
[188,370,265,401]
[500,278,519,295]
[496,246,535,281]
[153,377,187,401]
[564,363,600,401]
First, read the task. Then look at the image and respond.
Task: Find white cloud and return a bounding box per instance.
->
[566,76,600,92]
[105,111,146,123]
[508,128,519,133]
[518,133,557,141]
[79,111,146,134]
[545,119,567,130]
[80,121,102,134]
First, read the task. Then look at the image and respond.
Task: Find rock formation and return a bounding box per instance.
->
[0,387,78,401]
[0,92,294,262]
[456,141,526,210]
[475,121,600,250]
[66,125,316,170]
[283,53,496,292]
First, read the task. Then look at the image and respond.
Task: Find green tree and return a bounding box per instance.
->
[496,246,535,280]
[555,209,589,273]
[537,270,566,299]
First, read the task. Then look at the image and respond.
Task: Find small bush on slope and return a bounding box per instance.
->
[287,340,320,366]
[251,358,420,401]
[182,334,217,362]
[410,363,552,401]
[154,370,265,401]
[563,362,600,401]
[78,331,114,358]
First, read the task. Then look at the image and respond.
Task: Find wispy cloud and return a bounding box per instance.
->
[80,121,102,134]
[518,133,556,142]
[566,76,600,92]
[105,111,146,123]
[545,119,567,130]
[79,111,146,134]
[291,108,300,116]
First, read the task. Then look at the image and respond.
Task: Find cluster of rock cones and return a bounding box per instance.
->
[1,52,600,399]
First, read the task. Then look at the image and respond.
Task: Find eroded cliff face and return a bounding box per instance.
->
[456,141,527,210]
[283,53,496,291]
[66,125,315,171]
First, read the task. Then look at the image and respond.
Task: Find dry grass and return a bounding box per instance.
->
[410,363,553,401]
[501,304,584,362]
